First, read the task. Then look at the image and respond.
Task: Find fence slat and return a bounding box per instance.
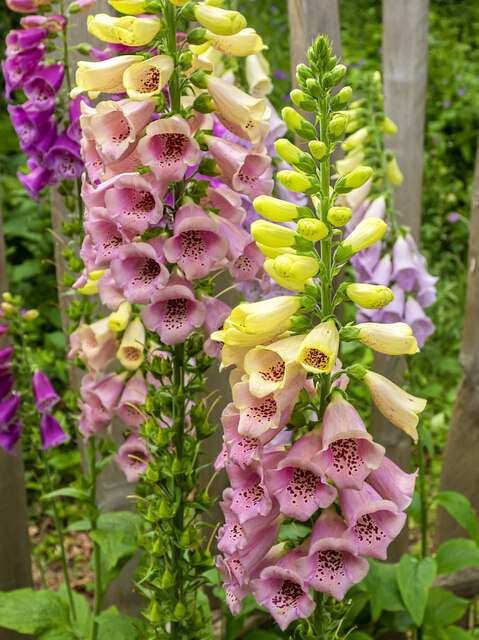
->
[436,136,479,544]
[0,187,34,640]
[370,0,430,561]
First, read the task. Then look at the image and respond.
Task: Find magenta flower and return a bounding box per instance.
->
[32,370,60,413]
[8,104,57,154]
[114,434,151,482]
[110,238,169,305]
[17,163,54,201]
[39,414,68,449]
[163,202,229,280]
[251,547,316,631]
[314,392,385,490]
[339,483,407,560]
[367,455,417,511]
[23,63,65,112]
[0,419,23,453]
[140,275,206,345]
[20,15,67,33]
[0,346,14,365]
[0,393,20,427]
[296,508,369,601]
[265,430,337,521]
[136,116,200,182]
[206,136,274,200]
[6,27,48,54]
[115,371,147,430]
[44,132,84,180]
[0,372,14,401]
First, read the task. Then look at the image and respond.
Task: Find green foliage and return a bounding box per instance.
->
[435,538,479,574]
[435,491,479,544]
[397,555,437,626]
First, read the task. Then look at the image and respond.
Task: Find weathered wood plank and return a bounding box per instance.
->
[436,136,479,545]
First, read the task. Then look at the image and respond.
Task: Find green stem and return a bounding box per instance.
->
[87,439,102,640]
[41,448,77,622]
[165,1,181,113]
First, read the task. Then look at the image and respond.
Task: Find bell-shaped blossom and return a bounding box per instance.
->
[227,462,274,525]
[296,508,370,601]
[229,240,264,283]
[117,317,145,371]
[206,137,273,200]
[404,296,435,348]
[392,235,420,291]
[78,372,126,440]
[84,211,134,267]
[68,317,118,372]
[106,300,131,332]
[32,370,60,413]
[136,117,200,182]
[140,275,206,345]
[205,75,269,144]
[123,54,174,100]
[39,414,68,449]
[87,14,161,47]
[379,284,404,324]
[97,269,126,311]
[114,433,151,482]
[115,371,147,430]
[339,483,407,560]
[87,98,155,163]
[369,253,392,286]
[0,419,23,453]
[367,456,417,511]
[350,241,382,283]
[0,393,20,427]
[314,392,385,490]
[201,295,231,359]
[20,15,67,32]
[22,63,64,111]
[8,104,57,153]
[266,430,337,521]
[355,322,418,355]
[363,371,427,443]
[17,163,55,201]
[71,55,139,98]
[163,202,229,280]
[0,347,14,365]
[110,238,169,305]
[6,0,40,13]
[204,186,246,225]
[251,547,316,631]
[44,132,84,180]
[297,319,339,375]
[0,372,14,402]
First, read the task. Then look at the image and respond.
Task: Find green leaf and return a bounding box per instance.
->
[349,633,375,640]
[375,562,404,612]
[397,554,437,626]
[445,627,475,640]
[361,559,383,621]
[436,538,479,574]
[242,631,285,640]
[97,606,149,639]
[0,589,71,638]
[434,492,479,545]
[58,586,90,639]
[41,487,89,502]
[424,588,469,629]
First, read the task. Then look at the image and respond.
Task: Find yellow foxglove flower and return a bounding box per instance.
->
[342,126,368,151]
[230,296,301,334]
[335,148,365,176]
[296,218,328,241]
[168,0,190,5]
[364,371,426,443]
[194,4,246,36]
[108,0,146,13]
[335,217,387,262]
[213,324,288,348]
[251,220,297,247]
[253,195,309,222]
[78,278,99,295]
[205,75,267,143]
[297,319,339,374]
[208,28,264,57]
[274,138,304,165]
[341,165,373,190]
[123,55,174,100]
[355,322,418,355]
[346,283,394,309]
[277,170,316,193]
[244,334,305,398]
[245,51,272,97]
[107,301,132,332]
[117,317,145,370]
[382,116,398,134]
[327,206,351,227]
[264,254,319,292]
[387,156,404,186]
[71,55,139,98]
[255,243,297,260]
[88,14,160,47]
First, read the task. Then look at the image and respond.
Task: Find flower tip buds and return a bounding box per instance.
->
[345,283,394,309]
[327,206,351,227]
[335,165,373,194]
[309,140,327,161]
[328,114,348,139]
[290,89,316,112]
[194,4,246,36]
[296,218,328,241]
[277,170,317,194]
[251,220,297,248]
[253,195,305,222]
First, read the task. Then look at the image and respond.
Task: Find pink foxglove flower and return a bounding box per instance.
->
[68,318,118,372]
[339,483,407,560]
[84,212,134,267]
[96,269,126,311]
[115,371,147,430]
[314,392,385,490]
[296,508,369,601]
[163,202,229,280]
[140,275,206,345]
[367,455,417,511]
[203,186,246,225]
[114,433,151,482]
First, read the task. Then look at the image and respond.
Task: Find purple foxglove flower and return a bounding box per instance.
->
[140,275,206,345]
[351,241,382,283]
[404,296,435,348]
[314,392,385,490]
[6,28,48,55]
[296,508,370,601]
[17,164,55,201]
[110,239,169,305]
[44,132,84,180]
[367,456,417,511]
[78,372,126,440]
[6,0,39,13]
[392,235,420,291]
[370,253,392,286]
[345,199,370,236]
[414,268,438,307]
[0,373,14,401]
[163,202,229,280]
[0,419,23,454]
[339,483,407,560]
[8,104,57,152]
[0,324,7,338]
[66,95,90,143]
[0,393,20,427]
[79,234,98,273]
[4,46,45,83]
[136,116,200,182]
[0,346,14,365]
[114,434,151,482]
[251,546,316,631]
[379,284,405,324]
[265,430,337,521]
[23,63,65,112]
[39,414,68,449]
[364,194,386,220]
[115,371,147,430]
[32,370,60,413]
[96,269,126,311]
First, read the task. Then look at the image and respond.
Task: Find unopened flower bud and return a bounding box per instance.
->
[290,89,316,111]
[327,206,351,226]
[296,63,315,83]
[387,155,403,185]
[342,126,368,151]
[335,166,373,193]
[274,138,303,164]
[382,116,398,134]
[253,195,313,222]
[2,293,13,303]
[330,64,347,85]
[174,599,187,618]
[308,140,327,161]
[194,4,246,36]
[305,77,322,97]
[107,301,132,332]
[297,218,328,241]
[328,114,348,139]
[23,309,39,322]
[1,302,15,316]
[277,170,318,194]
[251,220,297,247]
[345,283,394,309]
[330,85,352,110]
[281,107,317,141]
[335,217,386,262]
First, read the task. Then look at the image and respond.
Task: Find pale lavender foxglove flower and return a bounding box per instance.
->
[404,296,435,348]
[114,434,150,482]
